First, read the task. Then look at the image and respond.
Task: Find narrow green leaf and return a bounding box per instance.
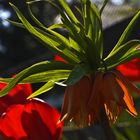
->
[48,23,64,30]
[90,2,103,58]
[57,0,79,24]
[27,3,75,52]
[21,70,71,83]
[104,40,140,68]
[108,10,140,56]
[0,61,72,97]
[10,3,80,64]
[0,78,12,83]
[106,49,140,69]
[82,0,103,60]
[27,81,55,99]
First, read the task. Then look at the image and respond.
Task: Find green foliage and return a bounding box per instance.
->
[0,61,72,97]
[104,40,140,68]
[0,0,140,98]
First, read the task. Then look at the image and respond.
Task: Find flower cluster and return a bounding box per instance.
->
[60,70,140,127]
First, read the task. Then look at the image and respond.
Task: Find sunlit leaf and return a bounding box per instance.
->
[104,40,140,68]
[22,70,70,83]
[104,40,140,67]
[27,81,55,99]
[107,10,140,57]
[57,0,79,24]
[0,61,72,97]
[10,3,80,64]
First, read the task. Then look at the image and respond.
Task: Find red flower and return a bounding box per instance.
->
[116,58,140,82]
[0,83,63,140]
[0,83,32,115]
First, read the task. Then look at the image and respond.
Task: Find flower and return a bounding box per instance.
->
[60,70,140,127]
[0,83,63,140]
[116,58,140,82]
[60,75,93,127]
[0,83,32,115]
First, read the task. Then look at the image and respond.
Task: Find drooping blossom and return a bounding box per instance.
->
[0,83,63,140]
[60,75,93,127]
[60,70,140,127]
[116,58,140,82]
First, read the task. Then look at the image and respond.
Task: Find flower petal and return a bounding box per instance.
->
[0,83,32,115]
[0,99,63,140]
[102,73,124,104]
[116,78,137,117]
[88,72,103,122]
[61,75,93,127]
[116,58,140,82]
[112,70,140,94]
[0,104,27,139]
[22,99,62,140]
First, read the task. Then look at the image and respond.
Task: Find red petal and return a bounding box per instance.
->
[116,58,140,82]
[54,55,67,63]
[0,83,32,115]
[22,99,63,140]
[0,99,63,140]
[0,104,27,139]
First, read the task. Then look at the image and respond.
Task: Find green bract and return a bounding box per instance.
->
[0,0,140,98]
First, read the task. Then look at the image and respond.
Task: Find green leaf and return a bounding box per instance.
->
[108,10,140,57]
[57,0,79,24]
[105,40,140,69]
[48,23,64,30]
[0,61,72,97]
[0,78,12,83]
[10,3,80,64]
[26,4,74,52]
[27,81,55,99]
[65,63,91,85]
[22,70,70,83]
[82,0,103,60]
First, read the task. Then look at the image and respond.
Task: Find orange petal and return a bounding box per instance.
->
[102,73,115,101]
[87,72,103,121]
[88,72,103,105]
[113,70,140,94]
[61,75,93,123]
[102,73,124,104]
[116,78,137,117]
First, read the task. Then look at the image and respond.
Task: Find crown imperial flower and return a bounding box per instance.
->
[60,70,140,127]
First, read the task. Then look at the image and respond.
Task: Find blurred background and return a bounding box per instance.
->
[0,0,140,139]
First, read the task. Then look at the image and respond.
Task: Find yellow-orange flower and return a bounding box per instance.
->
[60,70,140,127]
[60,75,93,127]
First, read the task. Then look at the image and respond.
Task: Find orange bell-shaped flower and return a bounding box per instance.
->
[60,75,93,127]
[61,70,140,127]
[89,70,139,124]
[102,70,138,123]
